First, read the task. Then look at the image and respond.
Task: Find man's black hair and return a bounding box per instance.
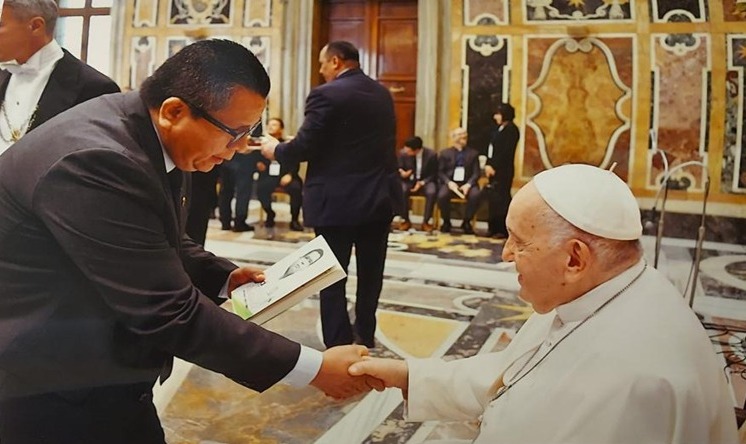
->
[140,39,270,113]
[324,41,360,64]
[404,136,423,150]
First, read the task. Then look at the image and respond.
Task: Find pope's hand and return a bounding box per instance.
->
[348,357,409,391]
[227,266,265,294]
[311,345,384,399]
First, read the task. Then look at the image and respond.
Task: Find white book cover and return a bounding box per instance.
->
[231,235,345,324]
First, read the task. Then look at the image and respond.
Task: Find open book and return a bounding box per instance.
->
[231,235,346,324]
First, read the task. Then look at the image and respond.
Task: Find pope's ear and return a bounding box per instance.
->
[565,239,591,277]
[158,97,191,128]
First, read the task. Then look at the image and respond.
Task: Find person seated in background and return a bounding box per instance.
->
[436,128,481,234]
[255,117,304,231]
[396,136,438,232]
[349,163,738,444]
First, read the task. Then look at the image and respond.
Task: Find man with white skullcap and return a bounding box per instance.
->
[348,164,738,443]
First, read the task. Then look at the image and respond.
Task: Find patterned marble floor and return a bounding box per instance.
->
[155,205,746,443]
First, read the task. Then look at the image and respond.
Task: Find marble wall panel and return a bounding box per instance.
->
[165,36,193,59]
[522,36,634,181]
[244,0,272,27]
[129,36,156,90]
[169,0,232,26]
[723,35,746,194]
[650,0,707,23]
[723,0,746,22]
[464,0,508,25]
[241,36,271,72]
[133,0,158,27]
[461,35,510,156]
[523,0,634,23]
[649,33,710,190]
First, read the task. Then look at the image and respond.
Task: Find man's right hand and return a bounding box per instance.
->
[484,165,496,178]
[310,345,384,399]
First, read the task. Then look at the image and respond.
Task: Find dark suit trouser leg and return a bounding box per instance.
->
[314,227,355,348]
[487,185,511,235]
[437,185,452,224]
[256,176,278,217]
[218,164,236,227]
[234,173,254,224]
[464,186,481,220]
[351,220,389,346]
[284,179,303,221]
[422,182,437,224]
[400,181,412,220]
[0,384,165,444]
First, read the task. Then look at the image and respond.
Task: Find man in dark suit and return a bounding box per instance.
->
[0,40,377,444]
[0,0,119,153]
[261,41,397,349]
[437,127,481,234]
[255,117,304,231]
[397,136,438,232]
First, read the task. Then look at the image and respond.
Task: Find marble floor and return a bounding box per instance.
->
[154,203,746,443]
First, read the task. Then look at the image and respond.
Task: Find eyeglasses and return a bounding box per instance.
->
[181,99,261,146]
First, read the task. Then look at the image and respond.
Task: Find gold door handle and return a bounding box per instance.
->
[388,86,405,94]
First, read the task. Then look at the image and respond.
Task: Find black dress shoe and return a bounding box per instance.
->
[221,224,231,231]
[265,218,275,228]
[232,223,254,232]
[289,221,304,231]
[462,221,474,235]
[441,222,452,233]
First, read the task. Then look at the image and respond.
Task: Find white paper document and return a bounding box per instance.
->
[231,235,346,324]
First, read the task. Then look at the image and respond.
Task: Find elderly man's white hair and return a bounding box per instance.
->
[5,0,58,34]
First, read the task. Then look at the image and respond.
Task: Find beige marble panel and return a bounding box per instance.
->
[377,311,465,358]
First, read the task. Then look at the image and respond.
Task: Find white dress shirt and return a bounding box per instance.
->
[0,40,64,154]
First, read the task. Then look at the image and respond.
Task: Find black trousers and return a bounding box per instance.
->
[0,383,165,444]
[218,153,257,227]
[186,167,220,245]
[400,180,437,224]
[437,184,481,223]
[256,174,303,222]
[485,182,511,236]
[315,220,390,348]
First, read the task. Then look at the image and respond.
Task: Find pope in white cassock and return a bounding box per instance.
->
[350,164,738,443]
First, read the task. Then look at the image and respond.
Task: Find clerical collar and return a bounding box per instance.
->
[555,258,646,324]
[0,40,63,77]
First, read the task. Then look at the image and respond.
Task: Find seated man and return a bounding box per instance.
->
[350,164,738,443]
[396,136,438,232]
[436,128,480,234]
[255,117,304,231]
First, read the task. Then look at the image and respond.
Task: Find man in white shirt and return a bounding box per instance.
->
[0,0,119,153]
[350,164,738,443]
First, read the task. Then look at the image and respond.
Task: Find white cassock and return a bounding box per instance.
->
[406,260,738,443]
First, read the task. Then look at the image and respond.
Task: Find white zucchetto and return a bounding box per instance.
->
[533,164,642,240]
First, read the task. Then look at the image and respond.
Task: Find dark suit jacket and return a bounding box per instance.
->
[437,146,481,187]
[274,68,398,227]
[0,49,121,132]
[487,121,520,190]
[398,147,437,186]
[0,92,299,399]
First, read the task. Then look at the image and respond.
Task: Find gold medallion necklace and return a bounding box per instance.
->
[0,101,38,143]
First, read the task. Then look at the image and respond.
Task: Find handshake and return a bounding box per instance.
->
[310,345,409,400]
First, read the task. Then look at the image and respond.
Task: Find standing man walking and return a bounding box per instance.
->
[261,41,397,348]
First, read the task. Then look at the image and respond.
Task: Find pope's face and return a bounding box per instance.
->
[502,183,569,313]
[162,86,265,172]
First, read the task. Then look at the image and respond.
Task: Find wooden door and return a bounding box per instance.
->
[317,0,418,150]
